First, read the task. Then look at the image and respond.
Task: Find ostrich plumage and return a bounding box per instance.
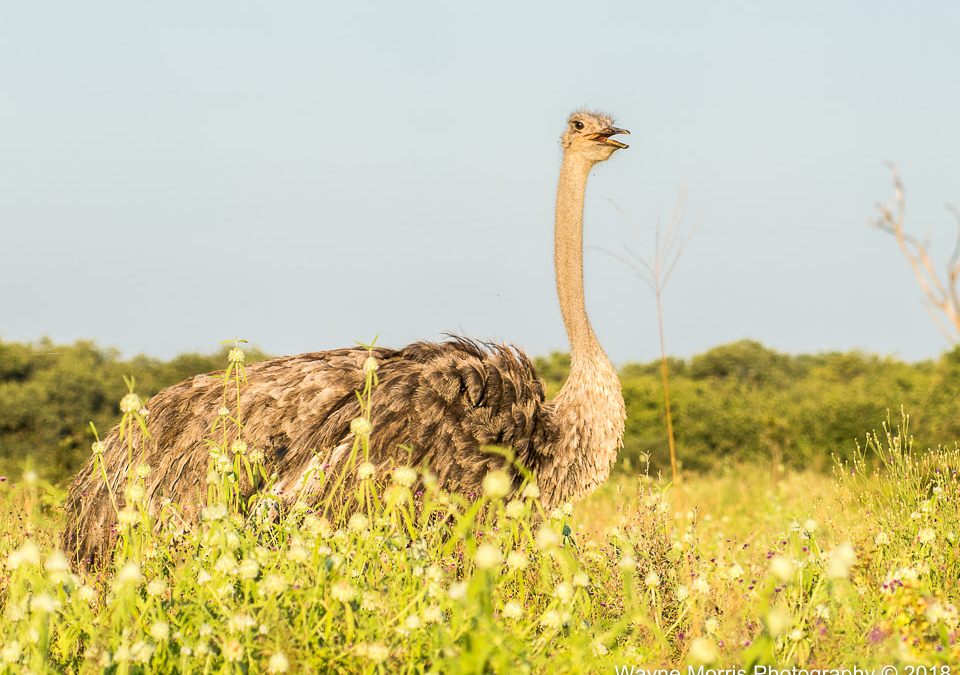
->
[62,110,630,567]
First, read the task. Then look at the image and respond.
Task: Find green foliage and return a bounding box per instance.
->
[0,337,268,483]
[5,336,960,485]
[3,367,960,669]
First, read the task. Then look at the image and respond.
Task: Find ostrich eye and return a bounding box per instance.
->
[573,121,584,131]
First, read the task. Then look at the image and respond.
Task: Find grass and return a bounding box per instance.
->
[0,348,959,673]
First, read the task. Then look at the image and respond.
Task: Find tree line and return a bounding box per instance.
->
[1,337,958,484]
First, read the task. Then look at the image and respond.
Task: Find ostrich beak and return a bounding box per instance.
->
[587,127,630,149]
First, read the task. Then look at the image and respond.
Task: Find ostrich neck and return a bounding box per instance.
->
[554,152,601,358]
[540,149,626,509]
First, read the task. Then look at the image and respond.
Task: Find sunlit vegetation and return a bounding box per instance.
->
[1,346,959,671]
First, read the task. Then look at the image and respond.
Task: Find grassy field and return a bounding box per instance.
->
[0,353,958,673]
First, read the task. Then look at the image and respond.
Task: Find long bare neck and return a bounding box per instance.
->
[540,148,626,509]
[554,151,604,363]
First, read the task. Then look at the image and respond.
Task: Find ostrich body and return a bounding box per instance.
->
[62,111,629,567]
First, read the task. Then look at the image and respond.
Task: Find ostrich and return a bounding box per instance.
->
[62,110,629,567]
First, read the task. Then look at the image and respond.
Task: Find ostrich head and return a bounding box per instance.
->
[560,110,630,163]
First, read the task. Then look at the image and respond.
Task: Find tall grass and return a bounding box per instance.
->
[0,349,958,672]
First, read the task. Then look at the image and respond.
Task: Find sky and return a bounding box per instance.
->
[3,1,960,366]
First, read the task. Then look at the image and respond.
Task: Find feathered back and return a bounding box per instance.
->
[62,338,558,567]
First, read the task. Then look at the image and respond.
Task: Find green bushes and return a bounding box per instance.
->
[3,336,960,485]
[539,339,959,475]
[0,338,267,483]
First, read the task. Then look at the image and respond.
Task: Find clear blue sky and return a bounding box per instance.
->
[3,1,959,364]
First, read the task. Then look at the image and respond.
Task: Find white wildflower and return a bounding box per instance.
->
[540,609,562,630]
[228,348,245,364]
[146,578,167,597]
[331,580,355,603]
[214,554,238,576]
[802,519,818,534]
[505,499,525,518]
[31,594,56,614]
[502,601,523,620]
[357,462,376,480]
[120,393,143,414]
[393,466,417,487]
[229,613,256,633]
[704,616,719,634]
[482,470,511,500]
[422,605,444,623]
[448,582,467,600]
[117,561,141,585]
[350,417,372,438]
[124,484,145,504]
[769,555,795,582]
[231,440,247,456]
[268,652,290,674]
[91,440,106,456]
[259,574,288,596]
[366,643,389,663]
[554,581,575,604]
[507,549,528,571]
[521,483,540,500]
[149,621,169,641]
[135,464,151,479]
[222,639,244,662]
[644,571,661,588]
[688,637,718,664]
[348,513,369,533]
[1,641,21,664]
[675,584,690,601]
[15,541,40,567]
[238,558,259,579]
[573,572,589,587]
[475,544,502,570]
[875,531,890,545]
[918,527,936,544]
[78,585,97,604]
[825,543,857,580]
[766,608,792,637]
[536,527,559,551]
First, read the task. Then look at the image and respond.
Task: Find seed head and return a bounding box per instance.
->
[350,417,372,438]
[482,470,512,500]
[331,580,355,603]
[393,466,417,488]
[769,555,795,582]
[149,621,170,641]
[268,652,290,674]
[502,601,523,620]
[474,544,502,570]
[688,637,718,664]
[119,393,143,414]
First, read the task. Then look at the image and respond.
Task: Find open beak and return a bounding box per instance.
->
[587,127,630,149]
